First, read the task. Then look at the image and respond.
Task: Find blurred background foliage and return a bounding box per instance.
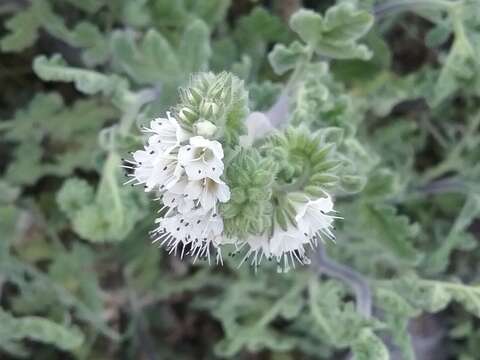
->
[0,0,480,359]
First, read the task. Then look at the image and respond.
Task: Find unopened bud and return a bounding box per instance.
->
[194,120,217,137]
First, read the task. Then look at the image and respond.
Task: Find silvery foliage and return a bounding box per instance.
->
[0,0,480,359]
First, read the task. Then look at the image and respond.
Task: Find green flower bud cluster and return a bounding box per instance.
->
[221,148,277,239]
[255,127,343,230]
[262,126,341,197]
[175,72,249,145]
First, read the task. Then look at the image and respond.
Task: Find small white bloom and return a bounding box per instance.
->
[177,136,225,181]
[152,209,224,263]
[130,148,183,191]
[145,112,190,152]
[185,178,231,212]
[238,233,270,268]
[294,193,338,242]
[161,188,194,214]
[269,225,311,272]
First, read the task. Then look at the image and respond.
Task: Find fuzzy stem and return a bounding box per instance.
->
[314,244,372,318]
[374,0,457,18]
[266,89,290,129]
[119,86,161,136]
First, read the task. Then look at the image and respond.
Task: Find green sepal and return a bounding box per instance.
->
[221,148,276,238]
[176,72,249,146]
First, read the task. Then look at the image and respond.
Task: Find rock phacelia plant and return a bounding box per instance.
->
[127,72,340,271]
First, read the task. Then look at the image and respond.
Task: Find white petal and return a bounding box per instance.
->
[215,181,231,203]
[199,188,217,211]
[190,136,224,159]
[184,180,203,199]
[177,145,197,164]
[184,158,223,180]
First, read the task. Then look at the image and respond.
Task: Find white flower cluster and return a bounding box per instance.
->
[125,112,339,272]
[238,194,339,272]
[124,112,230,262]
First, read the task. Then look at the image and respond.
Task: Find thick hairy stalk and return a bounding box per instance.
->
[314,243,372,318]
[374,0,456,18]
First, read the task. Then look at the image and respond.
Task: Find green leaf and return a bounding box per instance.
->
[178,19,211,73]
[425,194,480,274]
[1,0,106,59]
[70,153,147,242]
[375,287,418,360]
[209,274,308,357]
[33,54,130,103]
[57,178,95,217]
[0,4,41,51]
[290,4,373,60]
[268,41,308,75]
[397,276,480,318]
[111,29,180,84]
[63,0,105,13]
[185,0,231,27]
[68,22,109,66]
[429,6,479,106]
[358,203,420,264]
[0,206,19,261]
[0,182,20,204]
[362,168,399,199]
[351,328,389,360]
[0,309,84,351]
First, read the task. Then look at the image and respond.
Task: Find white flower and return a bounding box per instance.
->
[162,176,230,213]
[145,112,190,152]
[127,113,233,262]
[294,193,338,242]
[152,209,224,263]
[238,233,270,269]
[128,148,183,192]
[269,225,311,272]
[184,178,231,212]
[161,188,194,214]
[177,136,225,181]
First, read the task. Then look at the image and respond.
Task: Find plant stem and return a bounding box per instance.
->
[246,46,314,141]
[314,244,372,318]
[420,113,480,183]
[374,0,458,18]
[119,86,161,136]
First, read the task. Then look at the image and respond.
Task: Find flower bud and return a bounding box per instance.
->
[194,120,217,137]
